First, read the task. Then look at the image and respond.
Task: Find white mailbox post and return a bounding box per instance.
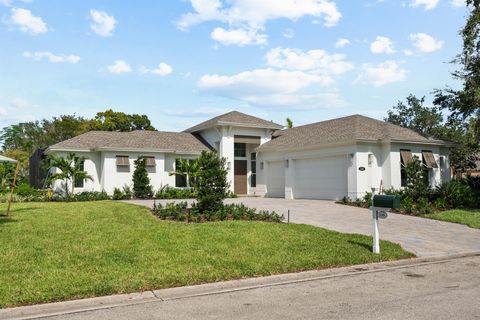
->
[370,188,389,254]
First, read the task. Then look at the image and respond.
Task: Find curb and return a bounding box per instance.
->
[2,251,480,320]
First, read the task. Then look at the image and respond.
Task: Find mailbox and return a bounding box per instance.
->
[373,195,400,209]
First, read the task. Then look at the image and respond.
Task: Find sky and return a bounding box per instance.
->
[0,0,470,131]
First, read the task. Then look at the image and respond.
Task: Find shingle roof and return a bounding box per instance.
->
[184,111,283,132]
[258,114,448,152]
[48,130,211,154]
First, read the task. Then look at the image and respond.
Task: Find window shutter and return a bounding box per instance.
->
[422,151,438,169]
[145,156,156,167]
[400,150,413,166]
[116,155,129,166]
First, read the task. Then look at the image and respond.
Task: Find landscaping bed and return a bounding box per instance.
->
[0,201,413,308]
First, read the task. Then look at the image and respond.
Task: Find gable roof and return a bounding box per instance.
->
[257,114,449,152]
[184,111,283,132]
[47,130,211,154]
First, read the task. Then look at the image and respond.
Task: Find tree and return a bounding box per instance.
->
[132,157,153,199]
[91,109,155,132]
[286,118,293,129]
[168,158,200,189]
[386,94,479,174]
[433,0,480,138]
[386,95,443,136]
[47,153,93,196]
[195,151,229,213]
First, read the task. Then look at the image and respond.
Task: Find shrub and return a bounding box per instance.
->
[132,157,153,199]
[155,186,196,199]
[404,156,430,202]
[195,151,229,213]
[434,178,478,208]
[67,191,111,202]
[152,202,283,223]
[112,188,125,200]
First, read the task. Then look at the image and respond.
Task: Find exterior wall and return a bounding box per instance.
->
[50,151,102,194]
[257,141,451,200]
[197,126,274,193]
[389,143,450,190]
[51,150,199,195]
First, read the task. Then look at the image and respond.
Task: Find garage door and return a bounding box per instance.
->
[294,156,347,200]
[266,161,285,198]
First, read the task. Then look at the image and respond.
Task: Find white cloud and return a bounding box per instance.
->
[107,60,131,74]
[197,68,344,109]
[89,9,117,37]
[409,0,439,10]
[370,36,395,54]
[265,47,354,81]
[140,62,173,76]
[23,51,80,63]
[404,49,414,56]
[0,0,12,6]
[10,96,30,108]
[409,33,444,53]
[354,60,407,87]
[335,38,350,48]
[282,28,295,39]
[177,0,342,46]
[451,0,465,7]
[0,106,7,115]
[178,0,342,29]
[9,7,48,34]
[211,27,267,46]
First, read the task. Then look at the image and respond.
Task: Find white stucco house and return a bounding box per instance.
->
[46,111,451,200]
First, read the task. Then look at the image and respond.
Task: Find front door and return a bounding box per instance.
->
[234,160,248,195]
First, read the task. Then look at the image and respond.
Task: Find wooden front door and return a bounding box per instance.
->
[234,160,248,195]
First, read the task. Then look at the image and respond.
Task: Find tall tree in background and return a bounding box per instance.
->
[386,95,478,174]
[434,0,480,139]
[91,109,155,131]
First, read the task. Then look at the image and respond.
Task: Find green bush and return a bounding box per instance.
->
[195,151,229,213]
[64,191,111,202]
[434,178,479,208]
[132,157,153,199]
[152,202,283,223]
[112,188,125,200]
[155,186,196,199]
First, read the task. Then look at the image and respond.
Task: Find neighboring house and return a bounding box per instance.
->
[46,111,452,200]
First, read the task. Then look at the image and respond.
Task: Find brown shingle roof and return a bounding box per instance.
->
[184,111,283,132]
[48,130,211,154]
[258,115,447,152]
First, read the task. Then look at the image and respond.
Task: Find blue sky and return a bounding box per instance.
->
[0,0,469,131]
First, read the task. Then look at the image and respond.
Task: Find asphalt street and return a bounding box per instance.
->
[36,255,480,320]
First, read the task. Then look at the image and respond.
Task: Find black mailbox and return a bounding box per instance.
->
[373,195,400,209]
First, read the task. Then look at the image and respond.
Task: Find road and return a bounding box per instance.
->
[37,255,480,320]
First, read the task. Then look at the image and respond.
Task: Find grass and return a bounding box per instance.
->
[422,209,480,229]
[0,201,413,308]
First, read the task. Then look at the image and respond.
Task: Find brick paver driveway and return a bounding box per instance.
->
[126,197,480,257]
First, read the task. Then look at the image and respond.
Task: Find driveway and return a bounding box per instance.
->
[126,197,480,257]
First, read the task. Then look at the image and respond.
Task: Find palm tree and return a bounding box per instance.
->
[47,153,93,196]
[286,117,293,128]
[169,158,199,189]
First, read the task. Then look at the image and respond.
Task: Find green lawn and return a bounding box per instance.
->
[0,201,413,308]
[422,209,480,229]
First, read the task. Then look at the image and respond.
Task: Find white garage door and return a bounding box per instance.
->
[294,156,348,200]
[266,161,285,198]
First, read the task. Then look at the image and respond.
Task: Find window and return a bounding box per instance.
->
[422,151,437,186]
[116,155,129,166]
[74,160,85,188]
[144,156,156,167]
[400,149,412,187]
[251,152,256,187]
[234,143,246,157]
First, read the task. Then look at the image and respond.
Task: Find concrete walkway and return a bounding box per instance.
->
[127,197,480,257]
